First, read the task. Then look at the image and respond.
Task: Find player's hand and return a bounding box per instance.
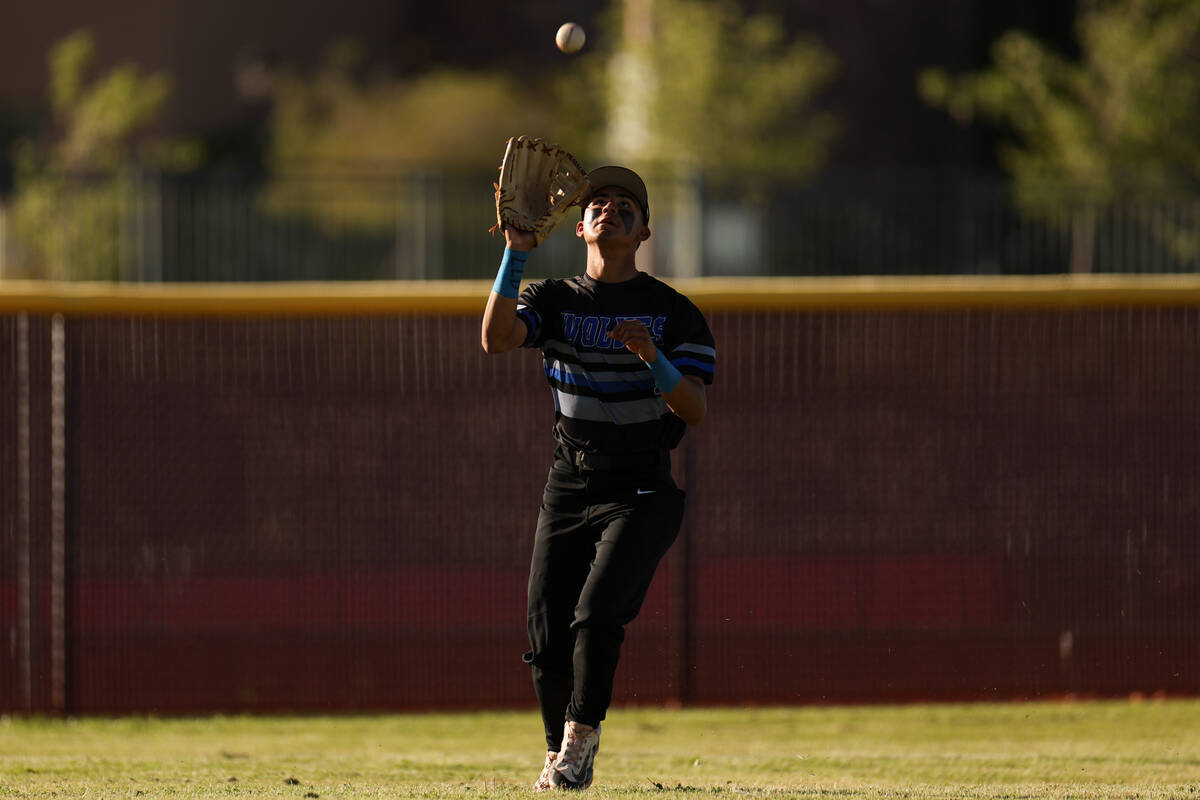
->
[606,319,659,363]
[503,226,536,251]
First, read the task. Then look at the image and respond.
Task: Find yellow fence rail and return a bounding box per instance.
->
[4,274,1200,316]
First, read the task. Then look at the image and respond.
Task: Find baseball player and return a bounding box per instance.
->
[481,165,716,791]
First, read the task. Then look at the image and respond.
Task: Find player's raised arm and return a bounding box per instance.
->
[482,135,588,355]
[481,227,534,354]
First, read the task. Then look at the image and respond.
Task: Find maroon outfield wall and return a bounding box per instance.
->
[2,277,1199,714]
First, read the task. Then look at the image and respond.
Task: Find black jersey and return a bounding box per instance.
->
[516,271,716,456]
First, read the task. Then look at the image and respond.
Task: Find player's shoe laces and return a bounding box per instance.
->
[533,750,559,792]
[549,720,600,790]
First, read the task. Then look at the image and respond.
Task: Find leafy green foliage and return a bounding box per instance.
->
[261,40,551,233]
[259,4,836,243]
[647,0,837,177]
[7,30,198,280]
[919,0,1200,266]
[557,0,837,180]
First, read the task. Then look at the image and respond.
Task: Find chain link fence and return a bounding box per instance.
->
[3,286,1199,713]
[3,169,1199,281]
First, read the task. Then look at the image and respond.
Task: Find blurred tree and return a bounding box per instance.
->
[554,0,837,180]
[256,5,837,275]
[7,30,198,279]
[261,40,552,234]
[919,0,1200,272]
[549,0,836,276]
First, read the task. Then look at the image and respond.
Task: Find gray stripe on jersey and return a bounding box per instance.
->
[544,339,645,368]
[554,389,667,424]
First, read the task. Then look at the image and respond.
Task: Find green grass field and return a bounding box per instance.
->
[3,700,1198,799]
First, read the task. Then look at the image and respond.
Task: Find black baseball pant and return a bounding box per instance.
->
[523,447,685,751]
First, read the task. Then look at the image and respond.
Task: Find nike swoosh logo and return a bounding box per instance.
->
[636,489,655,495]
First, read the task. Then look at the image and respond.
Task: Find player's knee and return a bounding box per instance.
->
[527,611,576,672]
[572,600,633,637]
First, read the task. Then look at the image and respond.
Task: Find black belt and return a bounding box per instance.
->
[556,443,669,473]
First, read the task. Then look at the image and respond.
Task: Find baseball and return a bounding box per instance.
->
[556,22,586,54]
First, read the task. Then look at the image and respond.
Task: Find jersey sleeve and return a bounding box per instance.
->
[516,280,551,349]
[664,295,716,385]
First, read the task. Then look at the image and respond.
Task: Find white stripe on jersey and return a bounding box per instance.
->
[672,342,716,357]
[554,389,668,425]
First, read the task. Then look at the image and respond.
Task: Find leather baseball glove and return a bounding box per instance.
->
[491,135,590,246]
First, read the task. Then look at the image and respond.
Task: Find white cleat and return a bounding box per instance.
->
[549,720,600,791]
[533,750,559,792]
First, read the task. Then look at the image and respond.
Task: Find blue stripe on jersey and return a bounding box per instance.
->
[671,356,715,373]
[517,305,542,347]
[544,364,656,393]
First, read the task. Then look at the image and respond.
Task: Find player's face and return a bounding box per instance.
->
[578,188,649,245]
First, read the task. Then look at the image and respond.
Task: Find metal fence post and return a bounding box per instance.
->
[15,314,32,712]
[50,314,66,713]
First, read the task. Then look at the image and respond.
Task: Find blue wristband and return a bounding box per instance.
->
[493,248,529,299]
[647,350,683,394]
